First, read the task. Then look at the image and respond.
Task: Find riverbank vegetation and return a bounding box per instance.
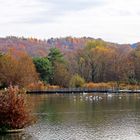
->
[0,86,35,132]
[0,39,140,90]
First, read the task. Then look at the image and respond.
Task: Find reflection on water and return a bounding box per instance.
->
[2,93,140,140]
[0,132,37,140]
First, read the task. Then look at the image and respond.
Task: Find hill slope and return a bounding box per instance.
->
[0,36,133,57]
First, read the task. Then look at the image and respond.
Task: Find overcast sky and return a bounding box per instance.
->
[0,0,140,43]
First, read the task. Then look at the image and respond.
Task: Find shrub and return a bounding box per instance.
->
[69,74,85,88]
[84,82,116,89]
[0,86,34,131]
[47,85,61,89]
[27,82,61,91]
[84,82,95,88]
[27,81,46,91]
[84,82,140,90]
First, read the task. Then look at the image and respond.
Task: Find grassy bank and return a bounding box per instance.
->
[26,81,140,91]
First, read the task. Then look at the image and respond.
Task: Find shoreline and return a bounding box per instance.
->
[26,88,140,94]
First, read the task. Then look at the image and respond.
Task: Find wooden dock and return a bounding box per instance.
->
[26,88,140,94]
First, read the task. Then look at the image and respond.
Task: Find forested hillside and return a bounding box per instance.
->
[0,36,133,57]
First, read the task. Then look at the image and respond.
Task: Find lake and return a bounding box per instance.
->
[1,93,140,140]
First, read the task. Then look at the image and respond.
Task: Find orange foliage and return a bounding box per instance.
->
[84,82,140,90]
[0,86,34,130]
[47,85,61,89]
[27,82,61,91]
[27,81,46,91]
[84,82,112,89]
[0,50,38,87]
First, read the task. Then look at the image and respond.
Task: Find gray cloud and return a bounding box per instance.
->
[22,0,106,24]
[0,0,106,24]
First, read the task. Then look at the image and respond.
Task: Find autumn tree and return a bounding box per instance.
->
[0,51,38,87]
[129,47,140,83]
[71,40,109,82]
[53,63,71,87]
[68,39,134,85]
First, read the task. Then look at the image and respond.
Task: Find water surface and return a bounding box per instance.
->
[1,93,140,140]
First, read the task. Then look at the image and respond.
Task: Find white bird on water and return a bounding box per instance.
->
[83,92,87,95]
[119,96,122,99]
[107,94,113,97]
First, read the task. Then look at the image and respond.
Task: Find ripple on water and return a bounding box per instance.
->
[25,94,140,140]
[26,111,140,140]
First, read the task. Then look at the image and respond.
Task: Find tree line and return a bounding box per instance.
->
[0,40,140,88]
